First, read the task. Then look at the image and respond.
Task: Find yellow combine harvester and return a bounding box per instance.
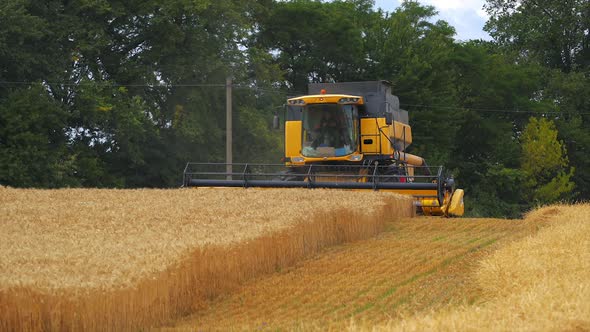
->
[183,81,464,217]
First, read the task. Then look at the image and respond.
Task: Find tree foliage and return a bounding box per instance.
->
[485,0,590,71]
[521,117,574,203]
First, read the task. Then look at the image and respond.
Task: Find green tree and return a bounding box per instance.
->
[521,117,574,203]
[0,0,57,95]
[0,85,75,187]
[543,70,590,199]
[257,0,376,92]
[484,0,590,204]
[0,0,279,188]
[485,0,590,71]
[448,110,527,217]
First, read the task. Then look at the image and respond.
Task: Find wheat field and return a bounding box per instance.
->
[0,186,414,331]
[3,184,587,332]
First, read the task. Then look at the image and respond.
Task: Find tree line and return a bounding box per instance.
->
[1,0,588,217]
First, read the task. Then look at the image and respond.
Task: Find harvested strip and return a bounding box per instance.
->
[168,215,546,331]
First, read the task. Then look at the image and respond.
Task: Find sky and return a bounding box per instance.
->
[374,0,492,41]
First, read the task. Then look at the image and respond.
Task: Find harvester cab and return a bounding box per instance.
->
[183,81,464,217]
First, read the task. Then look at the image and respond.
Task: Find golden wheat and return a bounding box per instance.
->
[0,186,413,331]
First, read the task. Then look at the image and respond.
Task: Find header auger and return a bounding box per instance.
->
[183,81,464,217]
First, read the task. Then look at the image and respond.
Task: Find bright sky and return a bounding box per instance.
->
[374,0,492,41]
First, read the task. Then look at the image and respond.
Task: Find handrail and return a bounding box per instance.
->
[242,164,249,188]
[372,161,379,190]
[306,164,314,188]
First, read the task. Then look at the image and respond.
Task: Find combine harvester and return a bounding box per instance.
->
[183,81,464,217]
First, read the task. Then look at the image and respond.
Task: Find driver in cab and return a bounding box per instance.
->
[312,112,343,148]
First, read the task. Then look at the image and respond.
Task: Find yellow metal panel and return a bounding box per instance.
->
[420,197,444,216]
[421,190,464,217]
[448,189,465,217]
[397,152,426,167]
[360,118,381,154]
[361,117,411,156]
[285,121,302,158]
[378,118,393,155]
[392,121,413,148]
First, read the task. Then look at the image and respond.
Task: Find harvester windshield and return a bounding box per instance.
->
[301,104,358,157]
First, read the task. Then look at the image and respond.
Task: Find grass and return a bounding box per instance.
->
[0,186,414,331]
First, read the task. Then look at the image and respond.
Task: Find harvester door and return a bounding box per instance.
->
[360,118,381,154]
